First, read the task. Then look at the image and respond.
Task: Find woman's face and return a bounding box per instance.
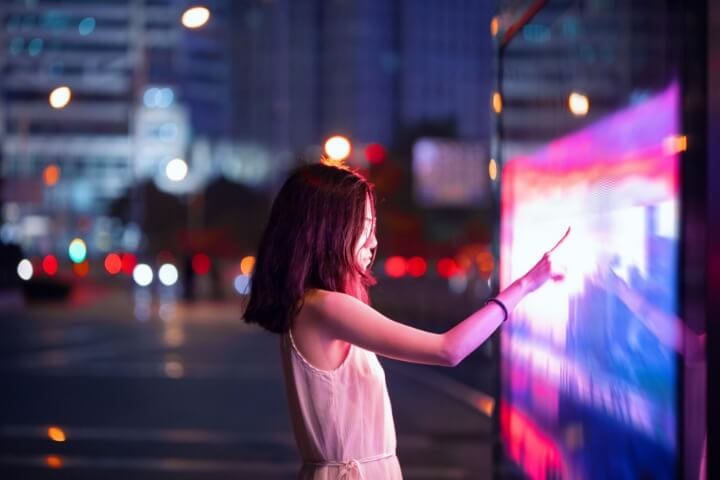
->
[354,196,377,272]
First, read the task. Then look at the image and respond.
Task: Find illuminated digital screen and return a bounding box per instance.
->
[500,83,680,479]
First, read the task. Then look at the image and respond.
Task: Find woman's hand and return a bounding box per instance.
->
[520,227,571,294]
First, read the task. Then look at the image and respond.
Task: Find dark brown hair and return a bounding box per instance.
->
[244,163,376,333]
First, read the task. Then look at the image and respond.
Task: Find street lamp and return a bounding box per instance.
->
[181,6,210,29]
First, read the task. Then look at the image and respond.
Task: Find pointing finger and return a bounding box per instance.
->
[548,227,571,254]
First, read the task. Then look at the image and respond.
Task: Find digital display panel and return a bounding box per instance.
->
[500,83,681,479]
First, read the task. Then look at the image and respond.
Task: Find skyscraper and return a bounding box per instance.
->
[0,0,232,255]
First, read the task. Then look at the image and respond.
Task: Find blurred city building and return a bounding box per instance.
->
[495,0,674,162]
[0,0,233,257]
[229,0,493,164]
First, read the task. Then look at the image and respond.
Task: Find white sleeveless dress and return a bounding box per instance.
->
[280,329,403,479]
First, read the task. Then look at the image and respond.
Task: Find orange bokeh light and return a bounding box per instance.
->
[477,251,495,273]
[491,17,500,37]
[240,256,256,275]
[43,165,61,186]
[45,455,63,469]
[492,92,503,114]
[72,260,89,277]
[48,426,66,442]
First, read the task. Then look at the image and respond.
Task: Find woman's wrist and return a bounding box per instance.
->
[484,298,509,322]
[512,274,533,297]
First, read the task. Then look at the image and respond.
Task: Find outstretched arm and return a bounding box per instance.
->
[310,228,570,367]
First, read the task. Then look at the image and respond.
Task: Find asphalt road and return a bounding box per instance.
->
[0,288,500,479]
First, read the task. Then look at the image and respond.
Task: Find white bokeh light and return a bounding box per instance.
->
[165,158,188,182]
[182,7,210,29]
[568,92,590,116]
[158,263,179,286]
[49,86,72,109]
[133,264,154,287]
[17,259,33,281]
[324,136,351,161]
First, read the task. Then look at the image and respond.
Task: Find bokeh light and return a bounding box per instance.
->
[72,260,90,277]
[49,86,72,109]
[234,274,251,294]
[48,426,66,442]
[121,253,137,275]
[477,251,495,274]
[364,143,386,165]
[144,87,174,108]
[489,158,498,181]
[158,263,179,286]
[78,17,95,36]
[42,255,58,276]
[324,135,351,161]
[406,257,427,277]
[104,253,122,275]
[568,92,590,116]
[182,6,211,29]
[133,264,153,287]
[384,256,407,278]
[165,158,188,182]
[43,164,61,186]
[68,238,87,264]
[45,455,63,469]
[492,92,503,114]
[192,253,211,275]
[240,255,256,275]
[436,258,460,278]
[491,16,500,37]
[17,259,33,281]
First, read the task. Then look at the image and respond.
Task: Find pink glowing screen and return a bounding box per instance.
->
[500,83,680,479]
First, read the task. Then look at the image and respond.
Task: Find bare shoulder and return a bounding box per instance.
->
[302,289,360,319]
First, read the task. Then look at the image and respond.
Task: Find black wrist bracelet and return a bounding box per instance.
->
[485,298,509,322]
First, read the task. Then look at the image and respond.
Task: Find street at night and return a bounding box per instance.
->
[0,288,498,479]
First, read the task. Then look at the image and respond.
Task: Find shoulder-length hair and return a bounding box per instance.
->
[244,163,376,334]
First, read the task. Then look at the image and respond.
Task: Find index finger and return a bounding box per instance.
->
[548,227,571,254]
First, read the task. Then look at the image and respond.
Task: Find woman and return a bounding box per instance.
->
[244,163,568,479]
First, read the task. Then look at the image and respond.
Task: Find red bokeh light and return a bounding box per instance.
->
[406,256,427,277]
[120,253,137,275]
[364,143,386,165]
[192,253,211,275]
[105,253,122,275]
[42,255,58,276]
[384,256,407,278]
[436,257,460,278]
